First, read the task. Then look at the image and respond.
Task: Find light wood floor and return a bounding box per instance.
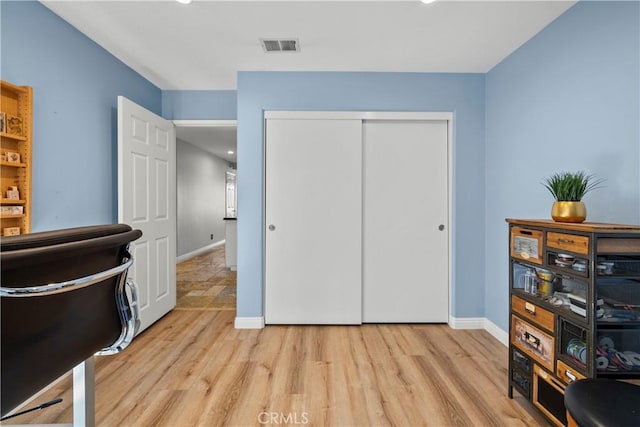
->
[6,310,549,426]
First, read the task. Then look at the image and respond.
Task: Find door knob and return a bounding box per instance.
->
[268,224,276,231]
[438,224,445,231]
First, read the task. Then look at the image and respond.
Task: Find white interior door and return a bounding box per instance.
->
[362,120,448,322]
[118,96,176,333]
[265,118,362,324]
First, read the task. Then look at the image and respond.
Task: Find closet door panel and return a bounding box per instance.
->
[362,120,448,322]
[265,118,362,324]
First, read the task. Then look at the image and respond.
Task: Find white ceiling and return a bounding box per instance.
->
[41,0,575,90]
[176,124,237,163]
[39,0,576,158]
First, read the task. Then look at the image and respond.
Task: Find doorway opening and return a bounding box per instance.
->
[173,120,237,310]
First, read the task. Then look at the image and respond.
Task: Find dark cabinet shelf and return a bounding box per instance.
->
[507,219,640,426]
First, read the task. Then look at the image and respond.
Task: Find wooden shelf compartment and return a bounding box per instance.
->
[1,198,26,205]
[1,161,27,168]
[0,132,27,141]
[0,213,25,219]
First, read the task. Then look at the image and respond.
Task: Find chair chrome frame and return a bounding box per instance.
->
[0,249,141,356]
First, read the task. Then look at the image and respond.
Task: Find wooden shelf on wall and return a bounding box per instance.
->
[0,131,27,141]
[0,160,27,168]
[1,198,26,205]
[0,213,26,219]
[1,79,32,236]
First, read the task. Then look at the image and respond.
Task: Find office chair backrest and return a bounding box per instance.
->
[1,224,142,416]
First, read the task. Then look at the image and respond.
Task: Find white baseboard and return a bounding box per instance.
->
[234,316,265,329]
[176,240,225,264]
[232,315,507,339]
[483,318,509,347]
[449,316,508,347]
[449,316,485,329]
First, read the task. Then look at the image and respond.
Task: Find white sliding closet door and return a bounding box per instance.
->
[265,118,362,324]
[362,120,448,322]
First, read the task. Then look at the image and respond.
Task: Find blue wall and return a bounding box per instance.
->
[485,1,640,331]
[162,90,237,120]
[236,72,486,319]
[1,1,161,231]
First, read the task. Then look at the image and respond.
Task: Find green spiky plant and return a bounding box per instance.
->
[542,171,604,201]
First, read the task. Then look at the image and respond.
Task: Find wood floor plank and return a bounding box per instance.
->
[6,310,550,426]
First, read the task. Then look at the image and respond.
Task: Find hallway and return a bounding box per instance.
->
[176,245,236,310]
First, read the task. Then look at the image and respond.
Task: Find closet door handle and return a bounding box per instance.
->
[268,224,276,231]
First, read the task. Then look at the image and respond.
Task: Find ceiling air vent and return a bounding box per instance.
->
[260,39,300,53]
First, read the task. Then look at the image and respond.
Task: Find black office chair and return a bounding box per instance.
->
[565,378,640,427]
[1,224,142,422]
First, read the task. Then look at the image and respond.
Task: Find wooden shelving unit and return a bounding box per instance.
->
[1,80,32,235]
[506,219,640,426]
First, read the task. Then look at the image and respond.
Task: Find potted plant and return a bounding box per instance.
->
[542,171,604,223]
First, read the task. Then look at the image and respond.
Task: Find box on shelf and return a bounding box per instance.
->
[1,205,23,215]
[5,151,20,163]
[5,113,23,136]
[568,293,604,318]
[511,315,555,371]
[510,226,543,265]
[6,186,20,200]
[3,227,20,236]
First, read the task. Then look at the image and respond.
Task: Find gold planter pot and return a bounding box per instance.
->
[551,201,587,223]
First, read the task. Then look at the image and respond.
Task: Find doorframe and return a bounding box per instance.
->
[172,119,237,264]
[173,120,237,128]
[262,111,454,325]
